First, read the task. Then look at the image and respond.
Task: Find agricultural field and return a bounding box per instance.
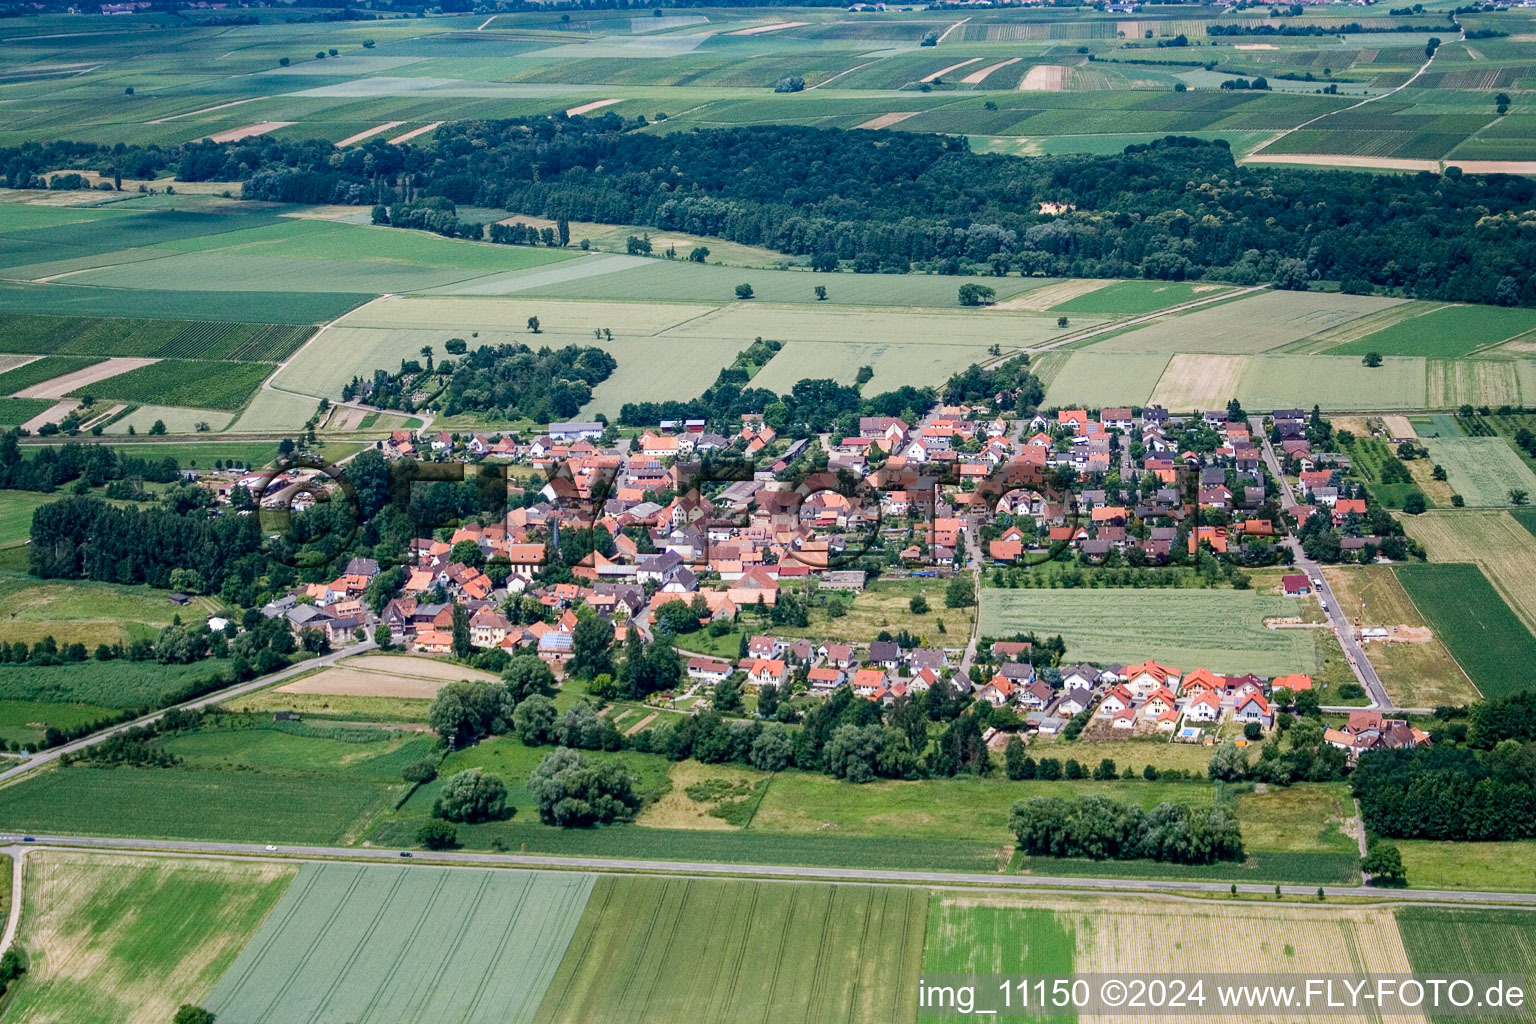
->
[979,586,1318,675]
[208,864,593,1024]
[0,570,222,646]
[268,653,501,700]
[0,655,235,708]
[75,358,275,411]
[1420,436,1536,508]
[0,313,314,361]
[1321,565,1478,708]
[1396,907,1536,1022]
[767,577,977,649]
[1395,841,1536,894]
[1089,291,1404,354]
[926,891,1419,1022]
[0,851,294,1024]
[1050,280,1232,315]
[533,876,926,1024]
[0,355,99,395]
[1394,561,1536,700]
[1327,304,1536,358]
[1402,509,1536,633]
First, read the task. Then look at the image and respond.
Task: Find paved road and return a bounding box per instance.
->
[2,833,1533,907]
[0,641,376,785]
[1250,417,1392,711]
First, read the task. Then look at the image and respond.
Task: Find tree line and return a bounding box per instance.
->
[10,122,1535,305]
[1009,794,1245,864]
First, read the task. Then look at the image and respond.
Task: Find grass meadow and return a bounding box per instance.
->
[208,864,592,1024]
[1421,436,1536,508]
[533,876,926,1024]
[1394,561,1536,700]
[0,851,294,1024]
[1395,841,1536,894]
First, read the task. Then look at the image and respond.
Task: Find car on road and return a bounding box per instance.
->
[399,851,412,858]
[21,836,33,842]
[1312,577,1324,588]
[1320,601,1329,612]
[265,845,277,852]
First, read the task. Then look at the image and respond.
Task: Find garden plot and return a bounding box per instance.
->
[0,851,294,1024]
[1090,290,1405,354]
[208,864,593,1024]
[1420,437,1536,508]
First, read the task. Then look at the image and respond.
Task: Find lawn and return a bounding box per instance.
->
[1394,561,1536,700]
[1328,303,1536,358]
[208,863,593,1024]
[0,489,72,546]
[532,876,926,1024]
[1321,565,1478,708]
[77,358,275,411]
[0,763,395,843]
[0,851,295,1024]
[979,587,1317,675]
[1421,436,1536,508]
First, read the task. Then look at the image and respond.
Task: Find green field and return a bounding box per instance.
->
[0,313,314,361]
[0,283,369,325]
[0,489,72,546]
[979,587,1316,674]
[1052,280,1228,315]
[1396,840,1536,894]
[1396,907,1536,1023]
[209,863,593,1024]
[0,699,116,746]
[0,398,55,427]
[0,570,222,646]
[78,358,274,410]
[1421,436,1536,508]
[1394,562,1536,699]
[0,657,235,708]
[0,851,295,1024]
[533,876,926,1024]
[1329,304,1536,358]
[1090,291,1404,354]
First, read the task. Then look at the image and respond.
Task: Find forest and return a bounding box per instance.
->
[1352,740,1536,841]
[6,121,1535,305]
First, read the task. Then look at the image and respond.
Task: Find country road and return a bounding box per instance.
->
[2,834,1533,908]
[1250,416,1393,710]
[0,641,375,786]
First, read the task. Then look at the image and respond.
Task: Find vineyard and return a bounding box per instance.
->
[0,355,101,395]
[0,314,313,362]
[78,359,276,411]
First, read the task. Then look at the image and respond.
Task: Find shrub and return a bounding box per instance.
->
[432,768,510,823]
[416,820,458,850]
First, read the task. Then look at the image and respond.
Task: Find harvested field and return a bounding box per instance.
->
[853,111,919,130]
[1245,153,1441,172]
[992,278,1109,311]
[1092,291,1404,355]
[1149,353,1250,411]
[726,20,808,34]
[334,121,403,146]
[1020,63,1067,90]
[12,355,156,399]
[210,863,593,1024]
[922,58,982,83]
[0,851,294,1024]
[388,121,442,144]
[205,122,293,143]
[276,654,501,699]
[962,57,1021,84]
[565,98,624,116]
[1382,414,1416,436]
